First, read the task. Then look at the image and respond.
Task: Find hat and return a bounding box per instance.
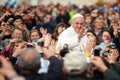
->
[72,13,84,20]
[63,51,87,75]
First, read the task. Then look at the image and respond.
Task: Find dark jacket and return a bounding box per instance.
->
[104,69,120,80]
[9,56,64,80]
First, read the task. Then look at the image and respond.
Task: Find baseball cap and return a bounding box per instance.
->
[63,51,87,75]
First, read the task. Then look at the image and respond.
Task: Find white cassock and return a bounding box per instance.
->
[56,26,88,54]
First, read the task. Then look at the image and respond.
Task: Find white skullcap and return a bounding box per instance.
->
[72,13,84,20]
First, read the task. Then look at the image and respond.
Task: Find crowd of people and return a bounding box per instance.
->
[0,1,120,80]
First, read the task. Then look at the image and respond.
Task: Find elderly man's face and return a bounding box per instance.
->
[71,17,84,33]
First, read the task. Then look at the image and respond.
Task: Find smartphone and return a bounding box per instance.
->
[94,48,101,56]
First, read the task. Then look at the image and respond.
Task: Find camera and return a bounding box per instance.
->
[27,43,34,48]
[109,44,117,49]
[60,44,69,57]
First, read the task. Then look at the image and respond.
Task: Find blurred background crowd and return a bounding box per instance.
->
[0,0,120,80]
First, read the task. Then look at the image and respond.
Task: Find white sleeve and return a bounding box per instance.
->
[56,33,79,49]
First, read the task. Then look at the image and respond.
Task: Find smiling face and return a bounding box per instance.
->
[13,19,23,27]
[85,16,91,24]
[71,17,84,33]
[30,31,39,42]
[57,26,64,35]
[12,29,23,39]
[102,31,111,44]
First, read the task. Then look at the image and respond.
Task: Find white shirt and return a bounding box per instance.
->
[56,26,88,53]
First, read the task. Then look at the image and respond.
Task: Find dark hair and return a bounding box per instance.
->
[52,23,67,40]
[13,15,24,24]
[87,30,98,45]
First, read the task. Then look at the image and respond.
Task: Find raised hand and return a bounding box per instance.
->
[78,27,87,40]
[0,56,17,78]
[107,49,119,63]
[40,27,47,36]
[44,34,52,47]
[91,57,108,72]
[12,42,27,57]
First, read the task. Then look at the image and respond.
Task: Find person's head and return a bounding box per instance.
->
[44,13,52,23]
[107,45,119,57]
[102,30,111,44]
[17,23,27,30]
[94,17,104,30]
[60,9,66,16]
[29,29,40,42]
[111,20,120,30]
[85,14,92,24]
[110,18,117,27]
[71,14,84,33]
[52,23,66,40]
[87,30,98,45]
[0,20,8,30]
[18,48,41,72]
[12,28,23,39]
[63,51,88,76]
[91,9,98,18]
[13,15,23,27]
[13,39,25,50]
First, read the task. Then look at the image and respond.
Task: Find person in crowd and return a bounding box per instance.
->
[52,23,67,41]
[49,23,67,53]
[108,20,120,52]
[84,14,93,30]
[1,28,23,58]
[29,29,41,42]
[85,30,98,55]
[99,30,115,57]
[9,46,63,80]
[17,23,29,41]
[12,15,23,27]
[93,17,106,44]
[0,20,12,40]
[63,50,120,80]
[43,12,56,34]
[56,7,70,26]
[0,56,25,80]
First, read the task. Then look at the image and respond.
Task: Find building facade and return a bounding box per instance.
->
[0,0,117,6]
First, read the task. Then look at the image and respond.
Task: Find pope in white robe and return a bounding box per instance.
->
[56,14,88,53]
